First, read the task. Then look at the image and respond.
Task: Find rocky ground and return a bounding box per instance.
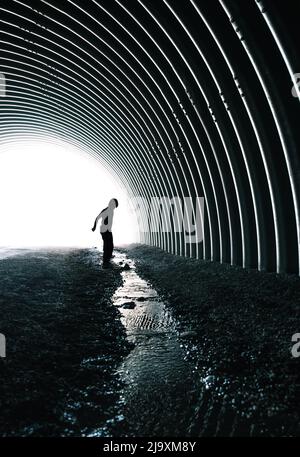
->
[1,244,299,437]
[124,244,300,436]
[0,248,131,436]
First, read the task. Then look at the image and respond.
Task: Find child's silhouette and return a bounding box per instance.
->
[92,198,118,265]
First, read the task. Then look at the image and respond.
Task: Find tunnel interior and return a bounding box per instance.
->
[1,0,300,274]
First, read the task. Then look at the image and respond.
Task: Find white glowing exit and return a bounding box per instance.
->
[0,139,139,247]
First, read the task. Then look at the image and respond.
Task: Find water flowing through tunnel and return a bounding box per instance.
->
[1,0,300,274]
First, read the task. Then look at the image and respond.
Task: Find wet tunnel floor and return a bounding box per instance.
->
[109,253,200,436]
[0,246,300,436]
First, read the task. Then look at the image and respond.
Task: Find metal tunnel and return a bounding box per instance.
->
[1,0,300,274]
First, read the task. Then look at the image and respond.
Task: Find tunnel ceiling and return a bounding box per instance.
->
[1,0,300,274]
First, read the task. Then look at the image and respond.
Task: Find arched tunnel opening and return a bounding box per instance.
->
[0,137,139,247]
[0,0,300,443]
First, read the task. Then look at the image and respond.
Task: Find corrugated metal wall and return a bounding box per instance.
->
[1,0,299,273]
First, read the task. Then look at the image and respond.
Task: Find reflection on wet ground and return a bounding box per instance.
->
[109,252,200,436]
[2,246,297,436]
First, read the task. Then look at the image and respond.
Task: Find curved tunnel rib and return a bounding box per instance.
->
[0,0,299,274]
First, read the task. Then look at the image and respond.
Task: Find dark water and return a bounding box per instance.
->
[107,253,201,436]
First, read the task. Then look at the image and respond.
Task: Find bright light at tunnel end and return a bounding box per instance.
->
[0,139,139,249]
